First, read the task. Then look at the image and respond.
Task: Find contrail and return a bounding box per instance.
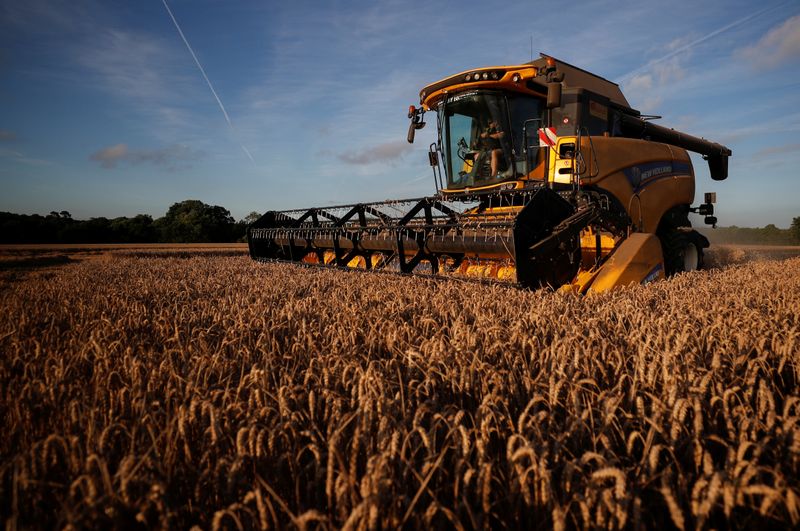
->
[619,4,780,82]
[161,0,231,125]
[407,173,430,184]
[161,0,255,163]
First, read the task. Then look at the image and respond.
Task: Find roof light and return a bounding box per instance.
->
[481,72,488,80]
[512,73,521,83]
[465,73,472,81]
[490,71,499,80]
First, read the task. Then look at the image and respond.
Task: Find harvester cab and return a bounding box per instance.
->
[248,54,732,292]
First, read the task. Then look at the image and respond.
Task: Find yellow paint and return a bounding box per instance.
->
[576,136,694,233]
[421,66,541,108]
[548,136,577,184]
[560,269,600,294]
[456,259,517,280]
[497,266,516,281]
[579,228,618,267]
[587,233,664,292]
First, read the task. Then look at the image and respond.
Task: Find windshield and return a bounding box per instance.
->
[439,91,544,189]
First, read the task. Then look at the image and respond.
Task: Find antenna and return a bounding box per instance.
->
[530,36,533,62]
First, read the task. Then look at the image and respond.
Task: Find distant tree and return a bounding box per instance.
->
[0,212,31,243]
[2,203,242,243]
[59,217,113,243]
[700,223,796,246]
[791,217,800,243]
[230,211,263,242]
[129,214,156,242]
[242,211,262,225]
[110,214,156,243]
[155,200,235,242]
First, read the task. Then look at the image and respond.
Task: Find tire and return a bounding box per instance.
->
[688,230,708,270]
[660,228,704,276]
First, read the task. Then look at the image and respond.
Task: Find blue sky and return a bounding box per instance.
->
[1,0,798,227]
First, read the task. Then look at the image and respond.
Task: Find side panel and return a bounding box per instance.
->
[577,137,695,232]
[587,233,665,292]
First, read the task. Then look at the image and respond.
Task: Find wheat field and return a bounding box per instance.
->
[1,251,799,529]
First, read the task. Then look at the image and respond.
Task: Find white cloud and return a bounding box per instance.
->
[1,0,91,35]
[0,147,24,159]
[76,29,187,105]
[1,1,210,146]
[752,142,800,160]
[90,143,203,170]
[90,144,128,168]
[0,146,51,166]
[623,53,690,112]
[627,74,653,93]
[337,140,413,165]
[738,14,800,69]
[3,2,185,106]
[666,34,697,52]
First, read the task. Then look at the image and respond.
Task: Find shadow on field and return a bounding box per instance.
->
[0,255,75,271]
[116,250,247,259]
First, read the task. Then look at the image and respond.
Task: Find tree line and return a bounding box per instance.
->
[0,200,261,244]
[2,201,798,245]
[701,217,800,246]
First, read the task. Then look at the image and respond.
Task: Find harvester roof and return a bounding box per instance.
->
[419,53,632,111]
[527,55,631,108]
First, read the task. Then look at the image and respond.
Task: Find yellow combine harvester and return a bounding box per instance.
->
[249,54,731,292]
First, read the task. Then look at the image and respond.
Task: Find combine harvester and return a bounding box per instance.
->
[249,55,731,292]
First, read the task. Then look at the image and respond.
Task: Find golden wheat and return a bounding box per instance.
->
[1,253,799,528]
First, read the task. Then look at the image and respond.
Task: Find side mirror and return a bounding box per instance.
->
[407,105,426,144]
[407,121,418,143]
[547,82,562,109]
[407,120,426,143]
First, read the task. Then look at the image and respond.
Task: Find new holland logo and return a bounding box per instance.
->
[623,160,690,192]
[641,263,664,285]
[639,165,672,180]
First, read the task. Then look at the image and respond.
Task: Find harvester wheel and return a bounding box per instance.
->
[688,230,707,270]
[661,228,704,275]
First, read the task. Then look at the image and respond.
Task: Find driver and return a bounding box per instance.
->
[474,120,507,178]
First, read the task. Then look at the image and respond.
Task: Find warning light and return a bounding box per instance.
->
[408,105,416,118]
[546,57,556,68]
